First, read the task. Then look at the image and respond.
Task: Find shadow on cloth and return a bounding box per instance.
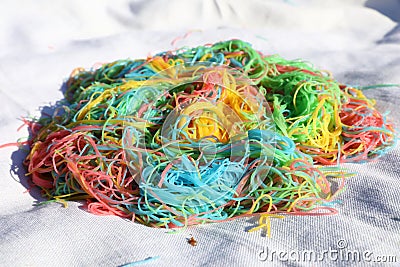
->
[8,82,71,205]
[365,0,400,44]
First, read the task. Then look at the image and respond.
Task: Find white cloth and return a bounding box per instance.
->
[1,0,399,266]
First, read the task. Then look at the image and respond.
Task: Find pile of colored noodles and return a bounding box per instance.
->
[25,39,395,228]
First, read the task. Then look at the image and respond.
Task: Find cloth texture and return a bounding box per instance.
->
[1,0,399,266]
